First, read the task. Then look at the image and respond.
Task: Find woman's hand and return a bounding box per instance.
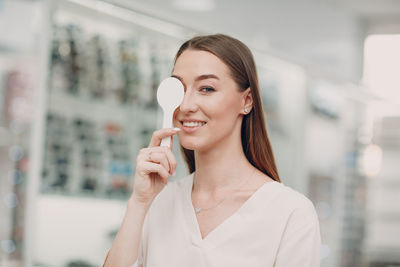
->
[130,128,180,206]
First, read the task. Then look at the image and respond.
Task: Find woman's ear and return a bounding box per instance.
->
[241,87,253,115]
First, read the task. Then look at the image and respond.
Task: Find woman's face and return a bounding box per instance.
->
[172,49,249,152]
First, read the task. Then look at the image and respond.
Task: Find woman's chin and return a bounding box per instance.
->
[179,139,202,151]
[180,142,198,151]
[180,141,216,153]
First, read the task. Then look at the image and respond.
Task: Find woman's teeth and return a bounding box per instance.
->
[182,121,206,127]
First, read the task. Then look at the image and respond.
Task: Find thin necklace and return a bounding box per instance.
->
[192,169,257,214]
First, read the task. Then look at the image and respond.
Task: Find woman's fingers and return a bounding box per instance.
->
[163,148,177,175]
[132,129,181,202]
[134,128,180,190]
[137,146,177,175]
[147,152,170,174]
[139,161,170,184]
[148,128,180,148]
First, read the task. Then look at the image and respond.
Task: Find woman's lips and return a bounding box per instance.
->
[180,121,207,133]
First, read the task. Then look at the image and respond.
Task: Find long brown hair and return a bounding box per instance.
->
[174,34,280,182]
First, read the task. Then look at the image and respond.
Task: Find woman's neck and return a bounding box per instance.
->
[193,139,254,195]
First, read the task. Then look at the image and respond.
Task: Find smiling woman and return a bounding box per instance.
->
[172,35,281,179]
[172,49,247,152]
[103,34,321,267]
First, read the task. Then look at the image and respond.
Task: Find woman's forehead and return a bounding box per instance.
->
[173,50,231,77]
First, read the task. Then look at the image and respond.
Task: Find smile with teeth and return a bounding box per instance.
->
[182,121,206,127]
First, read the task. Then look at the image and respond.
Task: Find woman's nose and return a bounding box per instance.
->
[179,90,198,113]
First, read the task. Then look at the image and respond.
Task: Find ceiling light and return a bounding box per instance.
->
[359,144,382,177]
[173,0,215,11]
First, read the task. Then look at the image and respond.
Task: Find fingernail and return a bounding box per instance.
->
[173,127,181,131]
[173,170,176,176]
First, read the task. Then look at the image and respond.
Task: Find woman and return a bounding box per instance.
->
[103,34,320,267]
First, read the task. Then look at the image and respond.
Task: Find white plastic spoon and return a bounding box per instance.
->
[157,77,185,147]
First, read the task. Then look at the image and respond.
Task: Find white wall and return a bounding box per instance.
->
[34,195,127,267]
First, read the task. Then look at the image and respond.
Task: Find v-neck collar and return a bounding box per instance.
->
[180,172,278,249]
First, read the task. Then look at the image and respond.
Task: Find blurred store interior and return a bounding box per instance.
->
[0,0,400,266]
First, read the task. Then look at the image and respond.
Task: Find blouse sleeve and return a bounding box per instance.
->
[273,200,321,267]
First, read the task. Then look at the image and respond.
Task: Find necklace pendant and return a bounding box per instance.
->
[195,207,201,213]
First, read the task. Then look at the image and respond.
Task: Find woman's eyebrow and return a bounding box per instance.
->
[171,74,219,84]
[194,74,220,81]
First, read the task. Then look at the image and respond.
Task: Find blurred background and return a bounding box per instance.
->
[0,0,399,266]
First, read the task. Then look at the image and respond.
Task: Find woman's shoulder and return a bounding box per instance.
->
[254,172,313,209]
[250,172,317,220]
[268,181,318,222]
[275,182,314,208]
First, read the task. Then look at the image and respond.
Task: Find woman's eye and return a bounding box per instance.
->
[200,87,215,93]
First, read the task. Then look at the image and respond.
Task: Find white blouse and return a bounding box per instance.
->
[114,173,321,267]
